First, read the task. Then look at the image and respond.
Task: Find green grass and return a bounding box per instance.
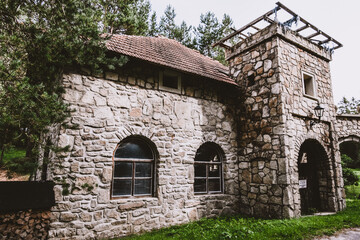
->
[111,169,360,240]
[345,169,360,199]
[116,173,360,240]
[2,147,26,163]
[116,200,360,240]
[1,147,34,176]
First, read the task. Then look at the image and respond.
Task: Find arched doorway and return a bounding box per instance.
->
[339,136,360,169]
[297,139,331,215]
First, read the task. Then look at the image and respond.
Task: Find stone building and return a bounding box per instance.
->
[1,3,360,240]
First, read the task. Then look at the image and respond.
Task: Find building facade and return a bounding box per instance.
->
[2,4,360,240]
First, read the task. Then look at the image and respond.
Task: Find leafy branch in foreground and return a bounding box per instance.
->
[0,0,131,179]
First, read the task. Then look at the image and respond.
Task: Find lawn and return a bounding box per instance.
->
[117,200,360,240]
[0,148,30,181]
[345,169,360,199]
[117,170,360,240]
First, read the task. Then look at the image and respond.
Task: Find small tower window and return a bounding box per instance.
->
[159,70,181,93]
[302,72,316,97]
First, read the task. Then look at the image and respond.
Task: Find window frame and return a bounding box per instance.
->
[302,71,317,99]
[194,143,224,195]
[111,137,156,199]
[159,70,182,94]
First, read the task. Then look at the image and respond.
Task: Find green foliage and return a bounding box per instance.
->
[195,12,234,64]
[158,5,194,48]
[344,169,360,199]
[155,6,236,64]
[99,0,151,35]
[337,96,360,114]
[341,154,354,168]
[341,154,360,186]
[0,148,33,178]
[0,0,133,179]
[116,200,360,240]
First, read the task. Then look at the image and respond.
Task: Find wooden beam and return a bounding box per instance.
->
[213,6,280,47]
[306,31,321,39]
[218,42,231,50]
[251,25,260,31]
[319,38,332,45]
[240,32,248,38]
[295,24,309,33]
[264,16,275,24]
[276,2,342,49]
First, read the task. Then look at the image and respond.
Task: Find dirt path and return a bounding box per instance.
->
[314,228,360,240]
[0,168,29,181]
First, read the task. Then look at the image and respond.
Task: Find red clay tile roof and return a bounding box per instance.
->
[106,34,236,85]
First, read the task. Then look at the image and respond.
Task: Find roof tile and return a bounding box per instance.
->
[106,35,236,85]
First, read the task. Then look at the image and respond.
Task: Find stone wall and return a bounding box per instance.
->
[278,36,345,216]
[226,23,345,218]
[48,63,239,239]
[335,115,360,142]
[0,210,50,240]
[227,24,289,218]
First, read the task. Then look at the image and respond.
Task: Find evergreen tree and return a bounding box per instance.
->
[337,97,360,114]
[195,12,235,64]
[159,5,177,39]
[0,0,131,179]
[99,0,151,35]
[148,12,158,37]
[158,5,195,48]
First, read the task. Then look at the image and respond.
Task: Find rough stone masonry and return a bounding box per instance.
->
[1,19,357,239]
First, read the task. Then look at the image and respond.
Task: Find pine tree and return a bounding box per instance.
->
[158,5,195,48]
[195,12,235,64]
[0,0,136,179]
[337,97,360,114]
[99,0,151,35]
[148,12,158,36]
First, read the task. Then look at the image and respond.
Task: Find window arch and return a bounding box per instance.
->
[112,136,156,197]
[194,142,224,194]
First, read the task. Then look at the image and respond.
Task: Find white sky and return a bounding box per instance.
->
[150,0,360,104]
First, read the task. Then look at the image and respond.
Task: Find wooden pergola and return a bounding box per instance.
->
[213,2,342,51]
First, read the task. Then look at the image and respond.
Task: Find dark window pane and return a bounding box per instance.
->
[135,162,151,177]
[208,179,221,192]
[195,164,206,177]
[195,143,221,162]
[114,162,132,178]
[163,74,178,89]
[194,179,206,193]
[113,179,132,196]
[134,179,151,195]
[209,164,220,177]
[115,140,153,159]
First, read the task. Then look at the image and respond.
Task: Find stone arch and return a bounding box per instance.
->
[338,135,360,144]
[296,139,335,214]
[116,125,156,142]
[293,134,332,166]
[338,135,360,168]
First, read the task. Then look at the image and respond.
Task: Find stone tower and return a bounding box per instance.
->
[215,2,345,218]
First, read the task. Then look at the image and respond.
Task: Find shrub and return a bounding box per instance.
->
[343,168,359,186]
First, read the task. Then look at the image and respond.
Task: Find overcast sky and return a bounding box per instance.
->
[150,0,360,104]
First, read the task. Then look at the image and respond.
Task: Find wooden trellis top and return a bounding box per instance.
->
[213,2,342,51]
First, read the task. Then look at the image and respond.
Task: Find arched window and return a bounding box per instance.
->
[112,137,155,197]
[194,142,223,194]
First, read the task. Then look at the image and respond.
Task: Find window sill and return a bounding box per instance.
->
[194,192,225,196]
[158,85,182,94]
[303,94,319,101]
[111,195,157,201]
